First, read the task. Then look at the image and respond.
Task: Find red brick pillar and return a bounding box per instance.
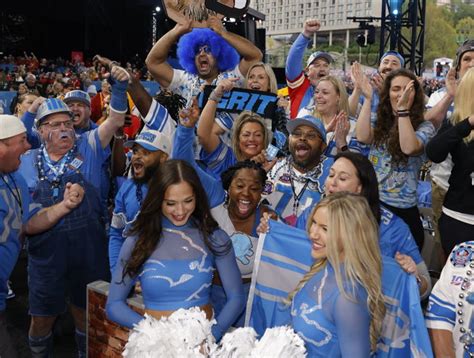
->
[87,280,145,358]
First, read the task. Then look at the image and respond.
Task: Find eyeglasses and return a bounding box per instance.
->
[291,130,321,141]
[42,120,74,129]
[197,45,212,54]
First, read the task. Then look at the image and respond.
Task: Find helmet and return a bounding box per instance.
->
[35,98,73,127]
[64,90,91,107]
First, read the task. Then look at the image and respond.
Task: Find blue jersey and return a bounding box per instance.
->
[291,263,371,357]
[109,180,148,274]
[0,171,39,310]
[263,156,333,226]
[106,217,245,340]
[426,241,474,358]
[297,205,422,264]
[199,140,237,180]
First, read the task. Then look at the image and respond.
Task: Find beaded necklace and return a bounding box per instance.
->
[458,262,474,356]
[36,144,77,199]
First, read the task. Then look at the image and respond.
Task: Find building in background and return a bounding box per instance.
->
[251,0,382,47]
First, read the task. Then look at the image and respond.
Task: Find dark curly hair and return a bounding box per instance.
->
[177,28,240,75]
[123,160,229,279]
[373,68,425,166]
[220,160,267,192]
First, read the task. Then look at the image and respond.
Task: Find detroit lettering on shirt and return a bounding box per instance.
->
[369,120,435,208]
[0,171,40,311]
[19,129,109,202]
[426,241,474,358]
[263,156,333,226]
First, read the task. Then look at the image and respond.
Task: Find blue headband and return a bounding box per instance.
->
[381,51,405,67]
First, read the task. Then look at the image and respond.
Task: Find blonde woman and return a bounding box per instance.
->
[198,110,271,179]
[298,75,367,156]
[426,66,474,255]
[288,192,385,357]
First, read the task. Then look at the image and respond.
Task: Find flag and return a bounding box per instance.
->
[246,220,433,357]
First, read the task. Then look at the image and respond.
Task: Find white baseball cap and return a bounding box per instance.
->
[124,129,172,156]
[0,115,27,140]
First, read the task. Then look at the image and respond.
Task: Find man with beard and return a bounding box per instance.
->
[348,51,404,117]
[146,16,262,103]
[17,65,128,357]
[0,115,85,358]
[286,19,333,119]
[262,115,333,226]
[108,129,171,274]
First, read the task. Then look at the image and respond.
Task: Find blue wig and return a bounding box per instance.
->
[177,28,240,75]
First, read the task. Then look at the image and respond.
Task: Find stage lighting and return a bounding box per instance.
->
[389,0,403,16]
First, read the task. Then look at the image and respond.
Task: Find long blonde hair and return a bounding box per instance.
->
[288,192,385,352]
[451,67,474,143]
[313,75,350,118]
[231,111,270,161]
[244,62,278,95]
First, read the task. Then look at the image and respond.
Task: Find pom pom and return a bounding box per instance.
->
[250,326,307,357]
[123,308,217,358]
[210,327,258,357]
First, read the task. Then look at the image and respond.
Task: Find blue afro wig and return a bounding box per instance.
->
[177,28,240,75]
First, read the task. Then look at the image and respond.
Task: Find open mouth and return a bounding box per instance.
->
[236,199,252,215]
[295,143,310,157]
[132,162,144,176]
[198,58,209,71]
[250,83,261,90]
[171,214,186,222]
[72,113,81,122]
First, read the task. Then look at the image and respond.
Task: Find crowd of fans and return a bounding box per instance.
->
[0,13,473,358]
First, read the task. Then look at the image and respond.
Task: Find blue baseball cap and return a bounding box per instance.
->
[380,51,405,67]
[64,90,91,107]
[124,130,172,156]
[286,115,327,143]
[306,51,333,67]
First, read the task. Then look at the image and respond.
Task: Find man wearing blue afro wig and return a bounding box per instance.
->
[146,17,262,101]
[177,28,239,76]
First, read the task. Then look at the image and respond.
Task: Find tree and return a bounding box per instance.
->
[456,17,474,44]
[424,1,458,66]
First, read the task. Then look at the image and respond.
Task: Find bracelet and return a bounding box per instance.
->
[397,110,410,118]
[339,145,349,152]
[209,89,223,103]
[114,133,127,140]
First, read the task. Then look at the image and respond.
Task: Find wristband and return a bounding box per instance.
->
[339,145,349,152]
[397,111,410,118]
[209,90,223,103]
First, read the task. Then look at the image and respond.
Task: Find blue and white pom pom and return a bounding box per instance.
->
[123,308,217,358]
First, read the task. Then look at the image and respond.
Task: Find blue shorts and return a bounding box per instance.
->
[27,222,109,316]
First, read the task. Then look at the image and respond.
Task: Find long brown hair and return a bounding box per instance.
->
[373,68,425,166]
[123,160,226,279]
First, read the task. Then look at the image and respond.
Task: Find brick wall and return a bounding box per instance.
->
[87,280,145,358]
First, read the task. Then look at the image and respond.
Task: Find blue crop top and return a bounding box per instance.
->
[106,217,245,340]
[291,263,370,357]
